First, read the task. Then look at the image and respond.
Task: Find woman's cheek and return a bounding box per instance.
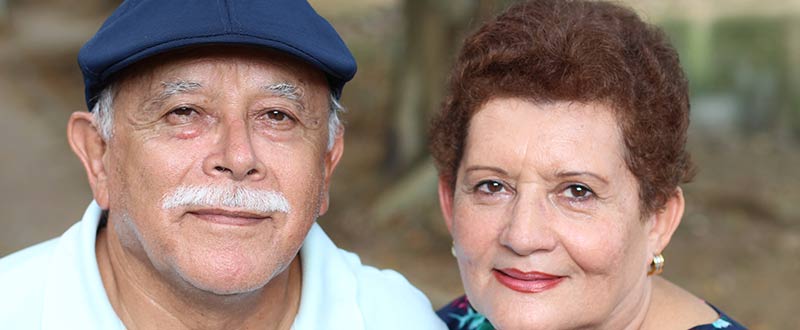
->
[564,222,629,274]
[453,203,505,265]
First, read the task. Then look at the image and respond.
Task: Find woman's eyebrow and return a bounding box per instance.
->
[555,170,609,184]
[464,165,508,176]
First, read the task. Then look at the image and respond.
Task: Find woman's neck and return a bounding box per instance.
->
[603,275,654,330]
[638,277,720,330]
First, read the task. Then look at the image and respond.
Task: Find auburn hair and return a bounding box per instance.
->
[429,0,694,215]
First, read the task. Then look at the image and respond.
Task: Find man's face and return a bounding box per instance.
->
[98,47,339,295]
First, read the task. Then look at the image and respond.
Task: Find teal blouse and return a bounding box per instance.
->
[437,295,746,330]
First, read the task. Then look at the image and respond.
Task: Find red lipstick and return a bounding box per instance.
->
[493,268,564,293]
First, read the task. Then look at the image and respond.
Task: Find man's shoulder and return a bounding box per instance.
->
[0,238,60,327]
[335,249,447,329]
[335,248,419,297]
[297,224,446,329]
[0,238,59,283]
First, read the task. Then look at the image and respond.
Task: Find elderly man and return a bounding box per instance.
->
[0,1,445,329]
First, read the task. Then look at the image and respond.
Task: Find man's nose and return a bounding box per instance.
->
[203,118,266,182]
[498,191,558,256]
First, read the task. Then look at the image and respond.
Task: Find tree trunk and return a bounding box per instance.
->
[374,0,513,225]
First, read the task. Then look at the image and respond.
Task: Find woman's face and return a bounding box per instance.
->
[440,98,664,329]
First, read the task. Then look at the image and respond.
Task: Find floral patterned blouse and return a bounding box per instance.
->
[437,295,747,330]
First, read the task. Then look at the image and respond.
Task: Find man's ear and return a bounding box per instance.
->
[647,187,686,256]
[68,111,110,209]
[437,176,455,234]
[317,125,344,216]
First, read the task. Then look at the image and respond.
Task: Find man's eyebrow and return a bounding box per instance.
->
[143,80,203,112]
[263,82,306,112]
[161,80,203,97]
[148,80,203,104]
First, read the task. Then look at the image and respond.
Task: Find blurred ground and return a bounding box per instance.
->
[0,1,798,329]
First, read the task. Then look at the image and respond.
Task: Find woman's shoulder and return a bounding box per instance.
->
[689,303,747,330]
[651,277,747,329]
[437,286,747,330]
[436,295,494,330]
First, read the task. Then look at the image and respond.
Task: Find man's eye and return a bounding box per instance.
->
[170,106,196,116]
[258,109,297,131]
[476,180,506,194]
[563,184,594,199]
[166,106,199,124]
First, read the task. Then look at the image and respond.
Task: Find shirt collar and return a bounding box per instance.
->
[291,222,365,330]
[41,201,124,329]
[40,202,367,330]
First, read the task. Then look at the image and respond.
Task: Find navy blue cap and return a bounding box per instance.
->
[78,0,357,111]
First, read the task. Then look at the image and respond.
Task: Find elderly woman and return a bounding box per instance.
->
[430,1,747,329]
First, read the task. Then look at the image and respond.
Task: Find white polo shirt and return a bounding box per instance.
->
[0,201,446,330]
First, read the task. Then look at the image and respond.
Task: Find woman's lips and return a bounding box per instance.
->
[189,209,269,226]
[493,268,565,293]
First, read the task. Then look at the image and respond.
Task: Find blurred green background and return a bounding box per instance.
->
[0,0,797,328]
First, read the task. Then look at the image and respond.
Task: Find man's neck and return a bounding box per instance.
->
[95,227,303,330]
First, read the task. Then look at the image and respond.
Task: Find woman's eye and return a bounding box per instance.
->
[563,184,594,199]
[476,180,506,194]
[265,110,291,122]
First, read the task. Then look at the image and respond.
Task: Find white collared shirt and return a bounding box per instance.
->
[0,201,446,330]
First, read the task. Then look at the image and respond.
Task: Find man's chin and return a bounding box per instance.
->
[172,259,288,297]
[196,281,267,296]
[181,271,276,297]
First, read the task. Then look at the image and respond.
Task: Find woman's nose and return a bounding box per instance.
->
[498,193,558,256]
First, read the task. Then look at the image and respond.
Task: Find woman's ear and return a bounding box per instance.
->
[67,111,111,209]
[438,176,456,234]
[647,187,686,255]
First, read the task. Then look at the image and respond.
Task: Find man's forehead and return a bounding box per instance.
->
[117,46,328,95]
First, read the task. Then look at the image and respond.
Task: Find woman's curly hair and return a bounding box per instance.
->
[429,0,695,215]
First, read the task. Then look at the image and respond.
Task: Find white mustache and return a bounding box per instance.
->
[161,185,291,214]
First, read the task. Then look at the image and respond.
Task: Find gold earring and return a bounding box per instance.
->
[648,253,665,276]
[451,242,457,257]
